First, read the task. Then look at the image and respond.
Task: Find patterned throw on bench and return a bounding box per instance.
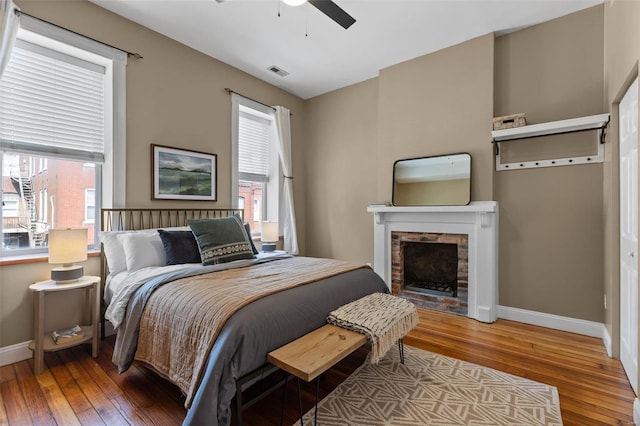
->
[327,292,419,363]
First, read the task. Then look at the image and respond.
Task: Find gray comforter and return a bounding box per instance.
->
[111,256,388,425]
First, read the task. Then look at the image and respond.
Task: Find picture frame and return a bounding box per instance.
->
[151,144,217,201]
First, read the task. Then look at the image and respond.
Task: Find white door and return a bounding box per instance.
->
[620,78,639,395]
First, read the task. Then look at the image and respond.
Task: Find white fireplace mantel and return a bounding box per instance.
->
[367,201,499,323]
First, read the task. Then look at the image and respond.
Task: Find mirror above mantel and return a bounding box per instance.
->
[392,153,471,206]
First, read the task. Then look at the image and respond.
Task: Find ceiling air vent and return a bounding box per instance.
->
[267,65,289,77]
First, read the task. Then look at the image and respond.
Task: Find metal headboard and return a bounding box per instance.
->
[99,208,243,337]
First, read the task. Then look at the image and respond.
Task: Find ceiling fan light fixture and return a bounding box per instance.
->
[282,0,306,6]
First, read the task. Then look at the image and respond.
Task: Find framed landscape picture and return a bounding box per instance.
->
[152,144,217,201]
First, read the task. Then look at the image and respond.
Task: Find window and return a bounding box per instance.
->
[253,198,260,222]
[1,191,20,250]
[0,16,126,256]
[85,189,95,223]
[2,193,18,220]
[232,95,281,236]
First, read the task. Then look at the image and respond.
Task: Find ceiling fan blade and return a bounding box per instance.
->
[308,0,356,29]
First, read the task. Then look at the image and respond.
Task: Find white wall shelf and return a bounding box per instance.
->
[491,114,610,142]
[491,113,610,171]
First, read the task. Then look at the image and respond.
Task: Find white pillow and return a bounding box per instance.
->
[101,226,189,273]
[117,232,166,272]
[100,230,142,274]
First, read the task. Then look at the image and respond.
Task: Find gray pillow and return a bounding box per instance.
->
[188,215,255,265]
[244,222,259,255]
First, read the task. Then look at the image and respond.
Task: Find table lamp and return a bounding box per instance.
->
[48,228,87,283]
[261,221,279,252]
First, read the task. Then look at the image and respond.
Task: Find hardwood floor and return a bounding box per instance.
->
[0,308,634,425]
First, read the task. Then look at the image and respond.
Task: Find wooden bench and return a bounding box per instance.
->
[268,324,368,425]
[268,293,414,426]
[268,324,367,381]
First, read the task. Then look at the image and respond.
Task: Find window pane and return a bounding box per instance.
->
[1,153,96,250]
[253,199,260,222]
[85,189,95,221]
[238,180,263,234]
[2,193,18,217]
[238,111,270,177]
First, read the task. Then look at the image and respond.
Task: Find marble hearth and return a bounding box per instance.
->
[367,201,498,323]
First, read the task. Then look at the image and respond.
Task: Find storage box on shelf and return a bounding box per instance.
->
[492,113,527,130]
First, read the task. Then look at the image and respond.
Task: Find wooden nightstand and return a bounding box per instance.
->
[28,275,101,375]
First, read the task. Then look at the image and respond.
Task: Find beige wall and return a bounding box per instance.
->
[493,5,605,321]
[0,0,306,348]
[377,33,495,203]
[305,78,379,263]
[0,258,100,347]
[602,0,640,359]
[304,34,494,264]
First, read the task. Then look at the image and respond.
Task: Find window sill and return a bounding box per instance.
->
[0,251,100,266]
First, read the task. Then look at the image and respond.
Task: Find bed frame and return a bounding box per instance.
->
[98,207,280,424]
[99,208,243,338]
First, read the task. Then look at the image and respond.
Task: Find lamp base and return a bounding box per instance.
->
[51,265,83,283]
[261,243,276,253]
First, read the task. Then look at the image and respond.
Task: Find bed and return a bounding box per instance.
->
[99,208,387,425]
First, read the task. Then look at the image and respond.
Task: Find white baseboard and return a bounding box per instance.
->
[0,320,116,368]
[634,398,640,425]
[497,305,605,339]
[0,341,32,367]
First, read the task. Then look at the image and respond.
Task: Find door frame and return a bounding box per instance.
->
[619,77,639,396]
[610,67,640,424]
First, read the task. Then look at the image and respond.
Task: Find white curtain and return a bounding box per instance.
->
[0,0,19,78]
[274,106,299,255]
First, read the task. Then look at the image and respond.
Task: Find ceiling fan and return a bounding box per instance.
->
[216,0,356,30]
[306,0,356,29]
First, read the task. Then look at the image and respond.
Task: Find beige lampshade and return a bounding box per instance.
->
[48,228,88,265]
[261,221,279,243]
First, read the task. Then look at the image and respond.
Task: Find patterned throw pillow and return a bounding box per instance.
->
[188,215,255,265]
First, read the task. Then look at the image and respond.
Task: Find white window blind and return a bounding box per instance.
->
[238,110,270,183]
[0,39,106,162]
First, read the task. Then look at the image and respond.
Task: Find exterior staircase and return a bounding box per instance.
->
[10,171,46,247]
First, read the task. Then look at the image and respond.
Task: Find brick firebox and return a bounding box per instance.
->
[391,231,468,316]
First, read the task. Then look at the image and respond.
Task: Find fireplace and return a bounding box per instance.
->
[367,201,498,323]
[404,242,458,296]
[392,232,468,315]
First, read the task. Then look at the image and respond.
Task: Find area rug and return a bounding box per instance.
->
[295,345,562,425]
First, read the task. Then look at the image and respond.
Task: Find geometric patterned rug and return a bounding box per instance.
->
[295,345,563,425]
